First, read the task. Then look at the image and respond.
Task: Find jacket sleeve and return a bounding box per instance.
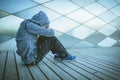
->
[26,21,54,37]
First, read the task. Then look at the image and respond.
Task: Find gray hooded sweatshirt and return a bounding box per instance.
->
[16,11,54,64]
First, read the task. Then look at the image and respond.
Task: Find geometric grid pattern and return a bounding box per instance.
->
[0,0,120,48]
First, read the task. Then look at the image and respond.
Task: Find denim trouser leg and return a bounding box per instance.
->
[36,36,68,63]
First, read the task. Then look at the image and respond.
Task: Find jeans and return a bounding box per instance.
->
[34,36,69,64]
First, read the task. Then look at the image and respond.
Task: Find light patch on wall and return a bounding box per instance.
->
[85,17,107,30]
[98,37,117,47]
[0,15,24,37]
[67,25,95,39]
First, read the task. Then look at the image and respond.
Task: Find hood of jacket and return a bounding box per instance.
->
[31,11,50,27]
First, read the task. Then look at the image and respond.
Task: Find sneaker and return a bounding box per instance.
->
[63,54,76,60]
[54,53,76,60]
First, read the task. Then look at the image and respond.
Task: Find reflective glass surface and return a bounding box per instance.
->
[58,34,80,48]
[111,5,120,16]
[15,5,62,21]
[84,32,106,44]
[84,2,107,16]
[50,17,79,33]
[70,0,95,7]
[98,37,117,47]
[43,0,79,15]
[98,0,117,9]
[0,0,38,13]
[99,24,117,36]
[110,17,120,29]
[110,30,120,40]
[72,41,95,48]
[67,9,94,23]
[67,25,95,39]
[0,11,9,18]
[0,15,23,36]
[0,0,120,48]
[98,11,117,23]
[85,17,107,30]
[33,0,51,4]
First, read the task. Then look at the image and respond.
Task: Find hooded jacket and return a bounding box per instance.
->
[16,11,54,64]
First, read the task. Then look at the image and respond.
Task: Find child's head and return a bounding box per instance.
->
[32,11,50,27]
